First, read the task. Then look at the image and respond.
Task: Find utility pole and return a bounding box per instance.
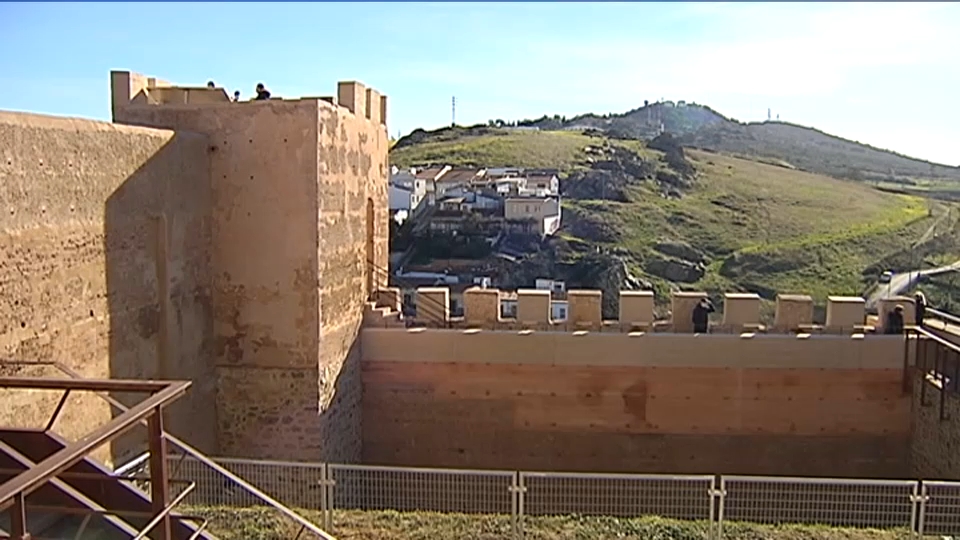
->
[451,96,456,127]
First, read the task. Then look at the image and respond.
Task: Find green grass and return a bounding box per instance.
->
[564,149,931,300]
[188,506,917,540]
[389,129,957,306]
[391,129,655,174]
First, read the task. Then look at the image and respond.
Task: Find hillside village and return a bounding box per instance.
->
[389,117,960,321]
[389,164,567,318]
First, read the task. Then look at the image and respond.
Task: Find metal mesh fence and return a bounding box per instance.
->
[920,481,960,536]
[112,454,960,537]
[328,464,514,514]
[721,476,917,530]
[165,453,326,510]
[521,472,714,521]
[124,453,325,510]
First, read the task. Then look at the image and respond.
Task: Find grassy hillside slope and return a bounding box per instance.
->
[391,129,958,304]
[680,121,960,182]
[392,128,604,172]
[512,101,960,183]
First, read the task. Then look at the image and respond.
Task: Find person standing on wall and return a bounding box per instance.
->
[914,291,927,327]
[692,298,714,334]
[885,305,905,335]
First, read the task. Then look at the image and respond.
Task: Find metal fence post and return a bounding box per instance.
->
[914,480,930,538]
[319,463,327,531]
[320,463,335,532]
[510,472,527,540]
[909,481,919,537]
[711,476,726,540]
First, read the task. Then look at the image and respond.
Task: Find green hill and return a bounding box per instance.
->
[390,129,960,310]
[510,102,960,185]
[680,120,960,183]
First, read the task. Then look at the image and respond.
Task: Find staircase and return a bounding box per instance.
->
[0,428,214,540]
[0,367,335,540]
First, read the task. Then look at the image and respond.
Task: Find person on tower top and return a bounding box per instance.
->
[255,83,271,100]
[914,291,927,327]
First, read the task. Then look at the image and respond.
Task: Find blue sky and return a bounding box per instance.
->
[2,2,958,165]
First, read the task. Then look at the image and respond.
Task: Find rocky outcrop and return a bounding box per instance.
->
[654,240,707,264]
[644,253,706,283]
[649,132,697,181]
[719,250,805,278]
[558,253,650,318]
[562,206,621,243]
[562,144,656,202]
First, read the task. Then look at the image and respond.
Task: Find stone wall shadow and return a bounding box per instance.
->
[103,131,216,466]
[323,337,364,464]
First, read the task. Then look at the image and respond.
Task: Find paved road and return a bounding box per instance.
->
[866,260,960,309]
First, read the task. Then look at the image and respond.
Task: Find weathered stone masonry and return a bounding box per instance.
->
[0,71,389,464]
[110,72,389,462]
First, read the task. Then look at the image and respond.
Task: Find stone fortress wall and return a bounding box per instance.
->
[370,286,916,334]
[1,70,390,465]
[0,110,213,465]
[360,286,951,479]
[2,69,958,482]
[111,71,390,463]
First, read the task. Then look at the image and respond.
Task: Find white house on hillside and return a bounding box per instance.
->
[504,196,562,236]
[389,167,429,222]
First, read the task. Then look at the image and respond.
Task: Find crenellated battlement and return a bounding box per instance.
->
[109,70,388,127]
[365,286,919,335]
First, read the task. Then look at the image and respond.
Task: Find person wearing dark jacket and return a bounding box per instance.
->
[692,298,715,334]
[914,291,927,327]
[885,305,905,335]
[255,83,271,100]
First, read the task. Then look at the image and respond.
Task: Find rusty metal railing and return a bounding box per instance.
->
[906,325,960,423]
[0,360,336,540]
[0,376,189,540]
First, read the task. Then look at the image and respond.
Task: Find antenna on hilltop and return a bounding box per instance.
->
[451,96,457,127]
[767,108,771,121]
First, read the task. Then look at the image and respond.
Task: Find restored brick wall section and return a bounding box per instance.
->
[363,360,910,477]
[0,111,215,464]
[362,330,912,477]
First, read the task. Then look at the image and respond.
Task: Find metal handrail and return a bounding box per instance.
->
[912,325,960,355]
[132,482,197,540]
[0,378,190,504]
[927,307,960,326]
[1,361,337,540]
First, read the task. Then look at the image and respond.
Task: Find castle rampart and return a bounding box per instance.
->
[5,70,959,485]
[367,285,917,334]
[108,70,389,462]
[0,110,214,465]
[360,285,918,477]
[1,69,390,464]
